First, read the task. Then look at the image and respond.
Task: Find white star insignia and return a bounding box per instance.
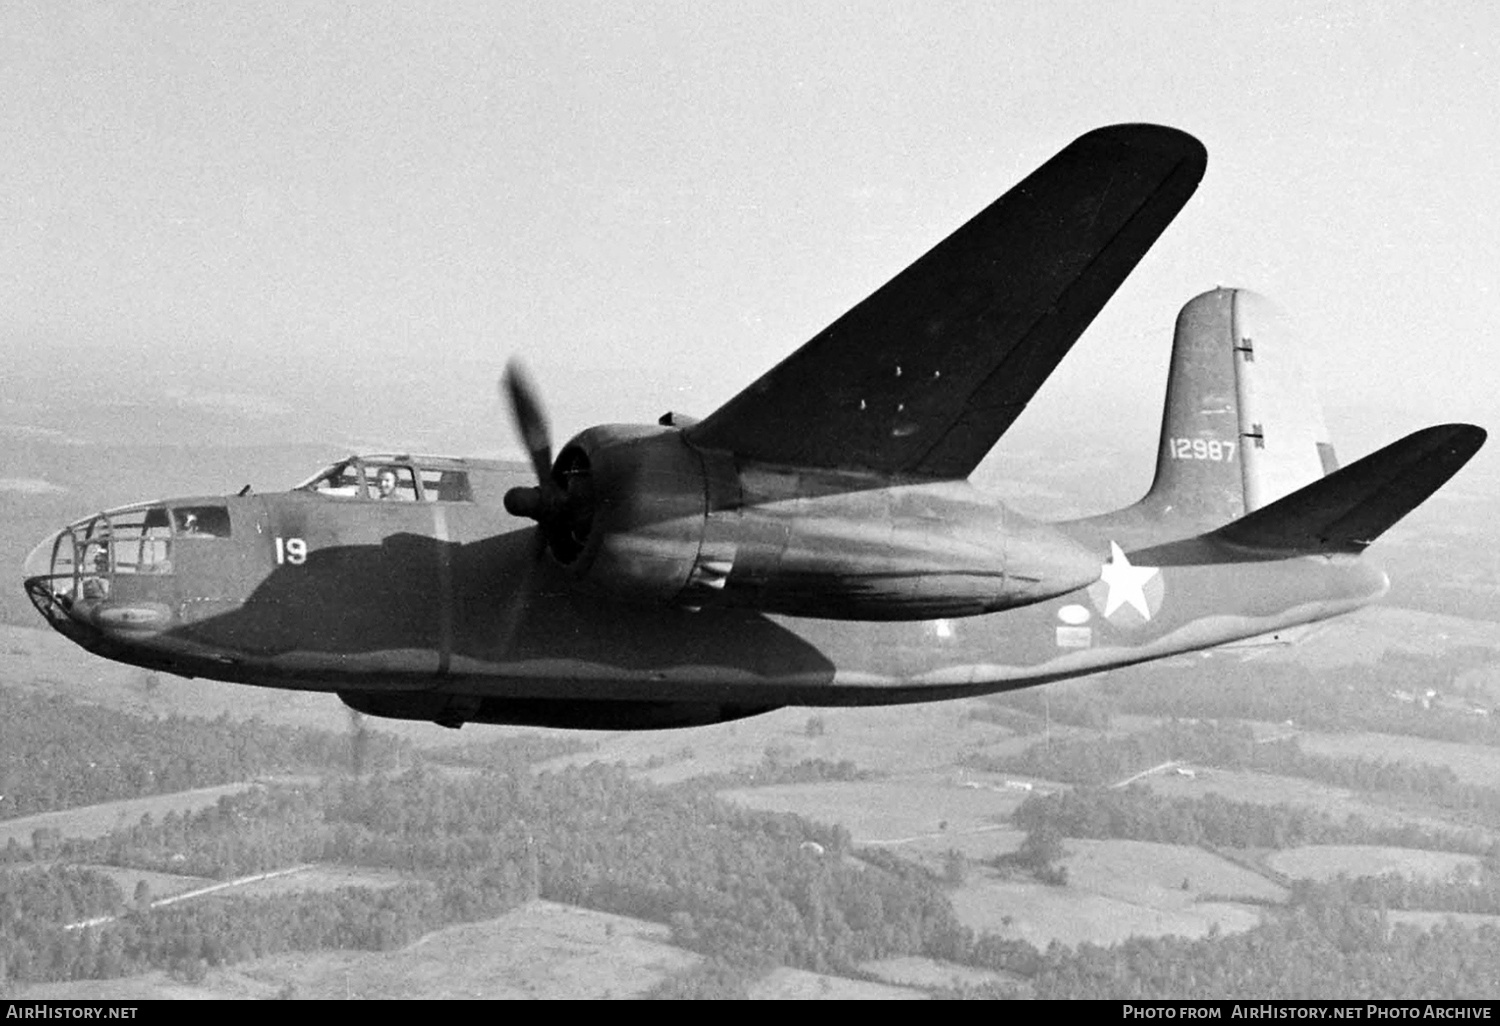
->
[1099,541,1160,621]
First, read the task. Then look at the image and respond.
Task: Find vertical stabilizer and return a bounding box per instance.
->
[1137,288,1335,530]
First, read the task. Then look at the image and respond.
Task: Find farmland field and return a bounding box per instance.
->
[947,872,1264,947]
[1267,845,1482,882]
[13,900,703,1001]
[748,966,925,1000]
[926,838,1283,947]
[1143,768,1356,812]
[1142,768,1496,843]
[860,955,1022,993]
[222,863,411,898]
[719,776,1031,846]
[1064,838,1286,903]
[1295,730,1500,786]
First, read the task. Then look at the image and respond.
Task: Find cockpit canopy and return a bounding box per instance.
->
[295,455,474,504]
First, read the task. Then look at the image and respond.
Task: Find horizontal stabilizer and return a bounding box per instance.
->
[1212,424,1485,554]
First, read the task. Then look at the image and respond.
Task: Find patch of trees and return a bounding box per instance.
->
[946,899,1500,999]
[0,865,120,937]
[1102,651,1500,747]
[972,718,1458,792]
[0,690,405,820]
[911,859,1500,998]
[0,865,123,985]
[1293,868,1500,917]
[694,756,874,790]
[422,733,590,771]
[986,824,1068,886]
[0,882,447,985]
[974,718,1500,833]
[1013,785,1494,855]
[85,786,330,879]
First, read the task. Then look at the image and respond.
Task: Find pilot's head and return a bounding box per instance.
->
[376,468,398,497]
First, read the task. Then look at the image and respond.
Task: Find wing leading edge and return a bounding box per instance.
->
[687,124,1207,479]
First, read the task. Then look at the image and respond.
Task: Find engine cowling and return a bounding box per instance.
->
[531,423,738,605]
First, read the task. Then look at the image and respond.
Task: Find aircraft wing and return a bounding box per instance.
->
[687,124,1207,478]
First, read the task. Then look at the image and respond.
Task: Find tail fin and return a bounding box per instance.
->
[1139,288,1337,528]
[1214,423,1485,554]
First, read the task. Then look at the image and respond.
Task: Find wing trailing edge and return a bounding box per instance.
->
[1212,423,1485,555]
[688,124,1208,478]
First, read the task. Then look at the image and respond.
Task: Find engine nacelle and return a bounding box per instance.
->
[543,424,738,605]
[514,425,1102,620]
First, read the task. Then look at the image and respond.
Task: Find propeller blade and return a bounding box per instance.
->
[502,361,553,487]
[499,360,593,554]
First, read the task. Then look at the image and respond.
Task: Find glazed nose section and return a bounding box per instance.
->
[24,528,66,582]
[24,522,176,641]
[23,527,93,636]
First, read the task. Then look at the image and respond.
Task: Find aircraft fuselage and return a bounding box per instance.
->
[23,451,1388,728]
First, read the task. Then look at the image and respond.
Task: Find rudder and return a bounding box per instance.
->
[1139,288,1336,529]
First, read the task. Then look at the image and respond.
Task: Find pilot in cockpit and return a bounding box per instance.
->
[375,467,406,501]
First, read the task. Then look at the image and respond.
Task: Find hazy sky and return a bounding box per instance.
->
[3,1,1497,465]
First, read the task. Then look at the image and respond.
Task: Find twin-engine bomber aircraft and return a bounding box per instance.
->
[24,124,1484,730]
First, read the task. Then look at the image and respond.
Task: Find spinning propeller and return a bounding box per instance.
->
[500,362,593,559]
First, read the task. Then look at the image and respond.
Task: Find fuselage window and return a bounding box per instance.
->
[77,506,175,582]
[418,468,472,502]
[371,464,417,502]
[138,506,173,571]
[310,463,364,499]
[174,506,231,538]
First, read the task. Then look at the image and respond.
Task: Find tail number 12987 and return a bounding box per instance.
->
[1169,438,1236,461]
